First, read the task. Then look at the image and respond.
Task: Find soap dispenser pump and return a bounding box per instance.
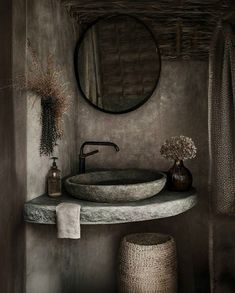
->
[48,157,62,197]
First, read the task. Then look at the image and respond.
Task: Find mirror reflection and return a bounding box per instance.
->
[75,15,161,113]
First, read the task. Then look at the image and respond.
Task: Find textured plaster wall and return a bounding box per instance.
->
[0,0,26,292]
[26,58,209,292]
[26,0,78,200]
[25,1,78,292]
[76,60,210,292]
[23,1,209,291]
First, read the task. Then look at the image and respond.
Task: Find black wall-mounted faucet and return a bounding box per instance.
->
[79,141,120,173]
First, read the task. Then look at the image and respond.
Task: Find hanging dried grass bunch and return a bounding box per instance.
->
[21,40,70,156]
[160,135,197,162]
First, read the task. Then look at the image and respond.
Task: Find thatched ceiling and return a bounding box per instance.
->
[61,0,235,60]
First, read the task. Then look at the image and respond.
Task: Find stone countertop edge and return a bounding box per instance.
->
[24,188,197,225]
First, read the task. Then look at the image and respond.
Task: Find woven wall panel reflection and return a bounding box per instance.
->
[97,17,159,107]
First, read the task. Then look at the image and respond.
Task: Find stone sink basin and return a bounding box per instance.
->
[65,169,167,203]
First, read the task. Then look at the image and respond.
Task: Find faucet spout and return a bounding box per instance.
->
[79,141,120,173]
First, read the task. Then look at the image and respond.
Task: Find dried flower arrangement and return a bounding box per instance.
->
[160,135,197,162]
[21,40,70,156]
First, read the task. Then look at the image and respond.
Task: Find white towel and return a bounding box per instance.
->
[56,203,81,239]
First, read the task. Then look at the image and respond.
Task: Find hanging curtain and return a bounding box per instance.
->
[208,22,235,215]
[81,27,103,107]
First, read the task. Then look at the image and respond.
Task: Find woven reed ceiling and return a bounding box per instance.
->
[61,0,235,60]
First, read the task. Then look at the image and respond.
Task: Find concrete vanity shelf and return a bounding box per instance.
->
[24,188,197,225]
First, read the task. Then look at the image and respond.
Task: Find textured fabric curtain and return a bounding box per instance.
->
[81,27,103,107]
[208,22,235,215]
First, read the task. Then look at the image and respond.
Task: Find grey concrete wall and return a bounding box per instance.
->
[22,1,210,291]
[26,58,209,292]
[76,60,210,292]
[25,0,79,292]
[26,0,79,200]
[0,0,27,292]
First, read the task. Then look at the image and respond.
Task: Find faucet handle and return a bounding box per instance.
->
[82,149,99,158]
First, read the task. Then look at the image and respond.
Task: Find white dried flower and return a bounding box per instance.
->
[160,135,197,161]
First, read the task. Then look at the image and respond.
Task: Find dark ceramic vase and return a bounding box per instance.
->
[167,160,192,191]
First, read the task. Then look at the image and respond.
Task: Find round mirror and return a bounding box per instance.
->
[75,15,161,114]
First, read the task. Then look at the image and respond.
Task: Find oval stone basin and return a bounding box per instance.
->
[65,169,167,203]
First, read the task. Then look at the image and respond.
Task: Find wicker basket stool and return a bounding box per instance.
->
[118,233,177,293]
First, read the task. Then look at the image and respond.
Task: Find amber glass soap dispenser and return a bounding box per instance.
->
[48,157,62,197]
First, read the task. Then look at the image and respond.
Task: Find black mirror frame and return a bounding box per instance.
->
[74,14,161,114]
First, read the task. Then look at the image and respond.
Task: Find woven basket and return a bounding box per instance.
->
[118,233,177,293]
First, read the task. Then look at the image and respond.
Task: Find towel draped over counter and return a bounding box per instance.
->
[56,203,81,239]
